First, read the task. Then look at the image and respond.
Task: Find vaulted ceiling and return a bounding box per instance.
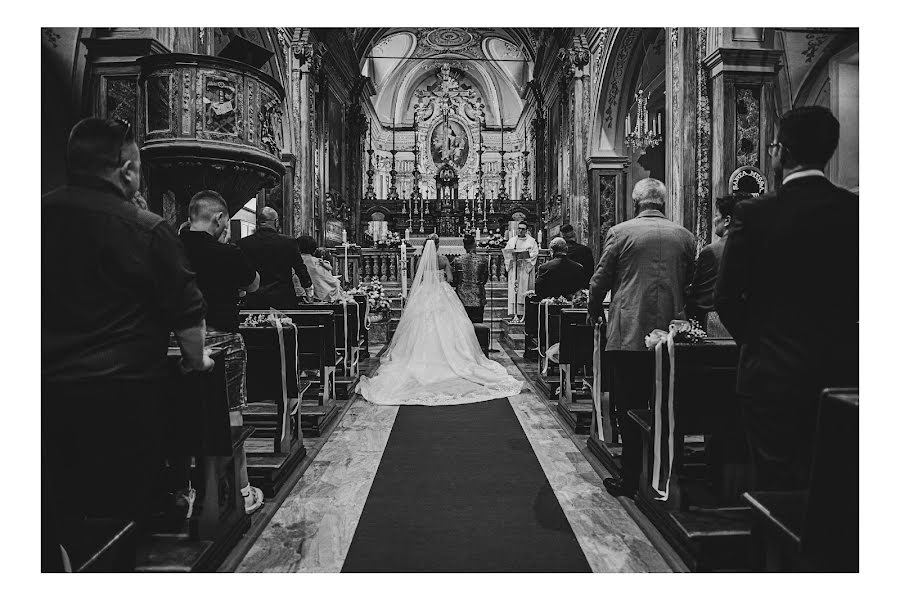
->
[351,28,538,128]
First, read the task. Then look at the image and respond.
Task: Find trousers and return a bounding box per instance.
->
[606,351,655,489]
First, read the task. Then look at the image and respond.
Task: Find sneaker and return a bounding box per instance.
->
[242,485,264,515]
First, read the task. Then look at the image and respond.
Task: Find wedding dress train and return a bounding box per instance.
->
[357,239,523,406]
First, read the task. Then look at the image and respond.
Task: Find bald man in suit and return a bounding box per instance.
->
[238,207,312,309]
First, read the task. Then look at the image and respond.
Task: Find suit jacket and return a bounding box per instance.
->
[238,228,311,309]
[566,241,595,281]
[451,252,489,307]
[588,210,696,351]
[715,175,859,396]
[686,237,725,323]
[535,255,589,300]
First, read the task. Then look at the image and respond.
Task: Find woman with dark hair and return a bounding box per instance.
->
[686,192,748,336]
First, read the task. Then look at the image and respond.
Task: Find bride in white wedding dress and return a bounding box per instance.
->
[357,236,523,406]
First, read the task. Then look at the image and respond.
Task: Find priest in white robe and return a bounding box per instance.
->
[502,221,539,320]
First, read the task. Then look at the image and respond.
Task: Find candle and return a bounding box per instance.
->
[538,230,543,246]
[405,228,410,240]
[476,229,481,241]
[341,229,347,244]
[626,114,631,133]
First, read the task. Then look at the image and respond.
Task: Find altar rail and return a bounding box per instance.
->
[332,248,551,288]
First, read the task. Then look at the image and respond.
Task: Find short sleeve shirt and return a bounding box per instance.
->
[180,230,256,333]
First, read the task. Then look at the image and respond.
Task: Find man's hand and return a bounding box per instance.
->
[587,312,599,327]
[179,349,215,374]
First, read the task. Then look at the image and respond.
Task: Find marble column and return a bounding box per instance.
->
[702,45,781,239]
[664,28,699,230]
[294,38,314,237]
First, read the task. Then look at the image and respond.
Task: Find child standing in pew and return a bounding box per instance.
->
[178,190,266,515]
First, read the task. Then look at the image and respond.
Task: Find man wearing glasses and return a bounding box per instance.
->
[715,106,859,492]
[42,118,211,533]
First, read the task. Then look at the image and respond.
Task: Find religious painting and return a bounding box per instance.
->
[327,89,345,197]
[430,119,469,170]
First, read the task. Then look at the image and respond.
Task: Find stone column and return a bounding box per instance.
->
[561,35,593,242]
[665,27,699,230]
[293,37,315,237]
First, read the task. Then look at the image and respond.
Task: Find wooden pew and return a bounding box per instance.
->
[524,295,540,359]
[353,293,369,359]
[274,310,340,437]
[290,301,361,397]
[743,388,859,572]
[626,339,753,572]
[555,308,596,434]
[240,325,311,497]
[135,346,253,572]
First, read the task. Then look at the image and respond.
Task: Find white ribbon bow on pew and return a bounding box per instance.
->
[644,321,691,501]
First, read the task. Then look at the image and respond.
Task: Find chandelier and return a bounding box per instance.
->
[624,89,662,155]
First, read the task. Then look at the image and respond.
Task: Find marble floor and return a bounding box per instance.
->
[237,339,671,573]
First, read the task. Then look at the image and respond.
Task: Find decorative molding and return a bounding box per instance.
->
[603,28,639,129]
[801,32,830,63]
[735,86,761,168]
[701,47,782,78]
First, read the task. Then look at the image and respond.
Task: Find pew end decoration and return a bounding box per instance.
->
[356,277,393,324]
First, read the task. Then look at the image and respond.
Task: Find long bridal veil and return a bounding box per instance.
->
[357,239,522,406]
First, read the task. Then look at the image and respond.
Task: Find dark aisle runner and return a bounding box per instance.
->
[341,398,591,572]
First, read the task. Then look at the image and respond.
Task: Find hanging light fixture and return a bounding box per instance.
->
[624,31,663,156]
[624,89,662,155]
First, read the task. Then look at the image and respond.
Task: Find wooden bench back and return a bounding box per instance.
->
[558,308,594,366]
[803,388,858,570]
[663,340,740,435]
[289,302,360,351]
[240,326,301,401]
[165,346,232,456]
[277,310,337,369]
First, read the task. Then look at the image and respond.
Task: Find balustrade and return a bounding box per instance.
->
[335,247,549,288]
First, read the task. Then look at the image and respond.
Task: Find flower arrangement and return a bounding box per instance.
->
[357,276,392,317]
[374,230,409,250]
[477,231,505,249]
[570,289,589,308]
[241,312,294,328]
[644,319,708,348]
[672,319,708,344]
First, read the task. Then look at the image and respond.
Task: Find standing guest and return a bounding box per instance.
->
[715,106,859,492]
[502,221,539,321]
[297,235,344,302]
[535,237,589,300]
[560,223,594,281]
[180,190,265,514]
[451,234,490,323]
[587,178,696,497]
[42,118,211,531]
[238,206,312,309]
[686,193,748,336]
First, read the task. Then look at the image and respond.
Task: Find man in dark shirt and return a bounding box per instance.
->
[535,237,589,300]
[42,118,211,532]
[180,190,265,513]
[560,223,594,281]
[238,207,312,309]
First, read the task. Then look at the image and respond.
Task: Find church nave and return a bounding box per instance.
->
[235,343,673,573]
